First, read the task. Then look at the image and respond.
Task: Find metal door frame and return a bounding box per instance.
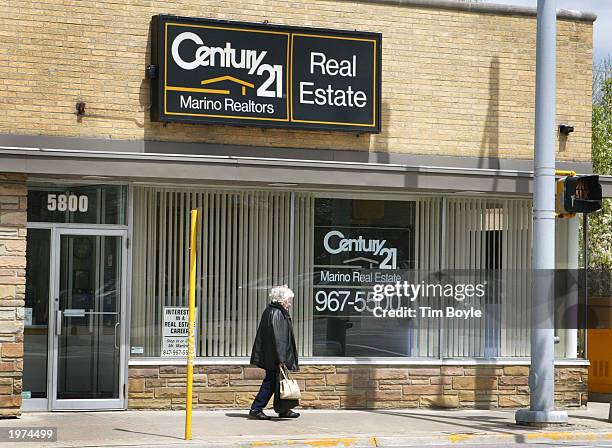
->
[49,226,128,411]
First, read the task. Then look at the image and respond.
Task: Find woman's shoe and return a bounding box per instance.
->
[249,410,271,420]
[278,410,300,418]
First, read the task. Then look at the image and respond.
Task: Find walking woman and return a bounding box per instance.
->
[249,285,299,420]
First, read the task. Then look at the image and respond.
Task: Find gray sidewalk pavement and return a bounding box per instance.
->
[0,402,610,448]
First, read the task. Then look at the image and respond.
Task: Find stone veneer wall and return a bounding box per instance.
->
[128,365,587,410]
[0,174,27,417]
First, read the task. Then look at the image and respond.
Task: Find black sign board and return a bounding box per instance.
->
[151,15,381,132]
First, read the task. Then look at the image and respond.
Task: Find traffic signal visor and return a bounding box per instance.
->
[556,175,603,215]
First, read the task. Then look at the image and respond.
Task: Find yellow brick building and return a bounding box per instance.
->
[0,0,595,415]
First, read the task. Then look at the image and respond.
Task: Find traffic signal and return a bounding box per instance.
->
[556,175,603,216]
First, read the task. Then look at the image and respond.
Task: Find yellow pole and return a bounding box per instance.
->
[555,169,576,177]
[185,209,198,440]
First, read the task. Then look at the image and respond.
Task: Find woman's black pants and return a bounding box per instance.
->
[250,369,277,411]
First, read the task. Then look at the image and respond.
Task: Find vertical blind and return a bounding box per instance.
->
[132,187,313,357]
[412,197,442,357]
[444,198,532,357]
[132,187,533,359]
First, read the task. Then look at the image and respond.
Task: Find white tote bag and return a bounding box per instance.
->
[279,365,301,400]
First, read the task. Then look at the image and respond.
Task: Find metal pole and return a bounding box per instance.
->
[516,0,568,425]
[185,209,198,440]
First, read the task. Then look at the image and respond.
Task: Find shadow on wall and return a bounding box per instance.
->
[479,56,501,193]
[558,131,569,155]
[372,100,392,165]
[301,365,507,410]
[138,25,154,130]
[472,364,502,410]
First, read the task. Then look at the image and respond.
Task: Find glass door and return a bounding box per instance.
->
[51,229,127,410]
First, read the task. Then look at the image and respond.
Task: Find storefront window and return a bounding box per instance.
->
[130,187,544,360]
[313,198,417,356]
[27,185,127,225]
[131,188,306,358]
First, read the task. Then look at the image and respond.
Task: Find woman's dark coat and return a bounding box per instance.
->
[250,302,299,372]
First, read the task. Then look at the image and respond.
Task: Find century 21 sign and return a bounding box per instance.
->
[150,15,382,132]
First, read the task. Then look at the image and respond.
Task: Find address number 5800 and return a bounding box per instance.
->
[47,194,89,213]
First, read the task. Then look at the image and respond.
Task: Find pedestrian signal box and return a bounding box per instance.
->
[556,175,603,216]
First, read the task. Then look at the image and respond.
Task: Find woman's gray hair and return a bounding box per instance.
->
[269,285,294,304]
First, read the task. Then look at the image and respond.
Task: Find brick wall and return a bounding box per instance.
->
[128,364,587,410]
[1,1,592,162]
[0,174,27,417]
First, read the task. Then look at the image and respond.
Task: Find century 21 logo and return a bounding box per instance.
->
[323,230,398,269]
[171,32,283,98]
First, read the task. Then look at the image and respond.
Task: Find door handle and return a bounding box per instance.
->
[114,322,120,350]
[55,310,62,336]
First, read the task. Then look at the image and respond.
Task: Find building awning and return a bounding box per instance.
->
[0,134,597,197]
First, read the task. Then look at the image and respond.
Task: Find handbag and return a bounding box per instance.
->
[278,365,301,400]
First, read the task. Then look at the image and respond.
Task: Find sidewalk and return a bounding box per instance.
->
[0,403,610,447]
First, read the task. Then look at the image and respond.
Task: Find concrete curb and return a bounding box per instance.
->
[26,430,612,448]
[236,430,612,447]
